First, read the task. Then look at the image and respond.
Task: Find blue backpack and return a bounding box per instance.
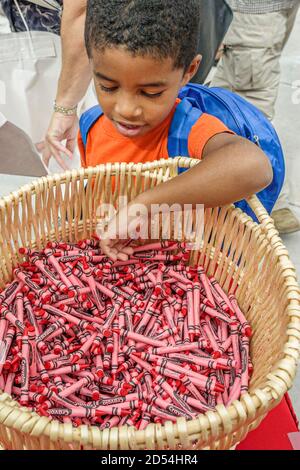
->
[79,83,285,220]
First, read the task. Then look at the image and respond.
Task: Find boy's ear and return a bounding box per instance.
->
[181,54,202,86]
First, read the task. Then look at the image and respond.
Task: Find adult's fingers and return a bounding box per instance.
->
[43,143,70,171]
[66,136,76,156]
[35,141,45,153]
[42,145,51,167]
[47,137,74,160]
[52,151,70,171]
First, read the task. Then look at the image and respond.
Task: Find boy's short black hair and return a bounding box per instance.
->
[85,0,201,71]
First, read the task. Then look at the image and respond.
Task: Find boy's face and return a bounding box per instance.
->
[91,47,201,138]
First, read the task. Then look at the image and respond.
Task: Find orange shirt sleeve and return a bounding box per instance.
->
[78,131,87,168]
[188,113,234,159]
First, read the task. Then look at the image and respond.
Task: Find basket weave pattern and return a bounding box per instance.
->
[0,158,299,450]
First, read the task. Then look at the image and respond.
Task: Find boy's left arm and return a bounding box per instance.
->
[136,133,273,209]
[99,134,273,259]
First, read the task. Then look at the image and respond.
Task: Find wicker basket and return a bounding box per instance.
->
[0,157,299,450]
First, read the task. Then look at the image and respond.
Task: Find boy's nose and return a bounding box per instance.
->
[115,95,142,121]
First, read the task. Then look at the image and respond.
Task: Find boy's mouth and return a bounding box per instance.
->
[114,120,145,137]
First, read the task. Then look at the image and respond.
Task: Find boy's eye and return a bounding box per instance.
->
[99,84,118,93]
[142,90,164,98]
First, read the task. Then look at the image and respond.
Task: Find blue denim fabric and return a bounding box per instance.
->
[0,0,62,34]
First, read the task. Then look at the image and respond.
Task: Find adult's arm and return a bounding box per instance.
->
[57,0,90,108]
[43,0,91,170]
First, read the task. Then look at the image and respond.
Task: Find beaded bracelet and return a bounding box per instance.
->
[53,101,78,116]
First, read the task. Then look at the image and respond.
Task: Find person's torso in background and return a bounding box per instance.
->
[0,0,62,34]
[226,0,300,14]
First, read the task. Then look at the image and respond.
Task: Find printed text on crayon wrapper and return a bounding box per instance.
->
[96,200,204,249]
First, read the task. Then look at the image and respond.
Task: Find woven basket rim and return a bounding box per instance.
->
[0,158,300,449]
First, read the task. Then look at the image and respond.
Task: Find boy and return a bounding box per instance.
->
[79,0,273,260]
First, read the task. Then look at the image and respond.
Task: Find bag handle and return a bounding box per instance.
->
[12,0,61,52]
[12,0,34,53]
[13,0,31,36]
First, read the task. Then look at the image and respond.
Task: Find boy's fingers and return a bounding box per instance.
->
[116,252,129,261]
[121,246,134,256]
[100,240,118,261]
[113,242,134,257]
[104,248,118,261]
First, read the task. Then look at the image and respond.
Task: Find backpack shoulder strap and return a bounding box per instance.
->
[79,105,104,149]
[168,98,203,157]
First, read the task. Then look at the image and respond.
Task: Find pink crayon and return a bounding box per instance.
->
[229,294,252,338]
[197,267,216,308]
[186,283,195,341]
[200,303,232,324]
[193,276,201,338]
[229,322,241,370]
[19,333,30,405]
[0,280,23,307]
[32,257,68,294]
[0,317,8,347]
[59,372,94,398]
[118,329,167,349]
[0,306,25,333]
[0,325,15,375]
[132,241,177,253]
[152,340,208,355]
[209,277,233,314]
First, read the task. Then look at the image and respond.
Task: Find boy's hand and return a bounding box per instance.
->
[97,199,149,261]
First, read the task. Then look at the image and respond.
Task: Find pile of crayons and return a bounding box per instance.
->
[0,239,253,429]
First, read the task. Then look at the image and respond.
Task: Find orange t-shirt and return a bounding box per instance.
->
[79,100,232,167]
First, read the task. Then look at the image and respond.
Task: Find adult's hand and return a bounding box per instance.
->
[42,0,91,170]
[43,112,78,170]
